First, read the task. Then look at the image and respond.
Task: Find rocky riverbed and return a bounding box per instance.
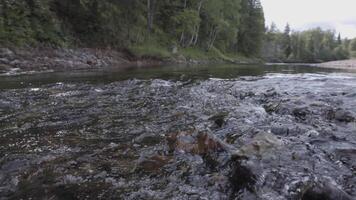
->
[0,73,356,200]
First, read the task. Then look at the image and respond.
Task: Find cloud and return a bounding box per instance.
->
[342,19,356,28]
[261,0,356,38]
[300,22,336,31]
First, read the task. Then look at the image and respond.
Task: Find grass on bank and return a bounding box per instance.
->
[129,42,172,59]
[129,42,255,63]
[350,51,356,58]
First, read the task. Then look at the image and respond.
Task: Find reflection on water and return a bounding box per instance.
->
[0,63,347,89]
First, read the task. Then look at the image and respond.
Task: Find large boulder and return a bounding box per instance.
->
[234,132,283,158]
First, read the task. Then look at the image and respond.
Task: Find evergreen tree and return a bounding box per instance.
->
[262,25,350,62]
[350,39,356,51]
[282,23,292,58]
[337,33,342,45]
[237,0,265,56]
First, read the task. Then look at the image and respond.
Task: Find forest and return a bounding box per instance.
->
[0,0,355,62]
[262,23,352,62]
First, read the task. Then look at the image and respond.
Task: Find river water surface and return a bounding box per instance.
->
[0,64,355,200]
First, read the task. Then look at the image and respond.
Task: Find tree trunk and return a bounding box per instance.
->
[180,31,185,46]
[188,27,196,47]
[147,0,155,33]
[191,0,204,46]
[208,28,218,50]
[197,0,204,12]
[193,25,200,45]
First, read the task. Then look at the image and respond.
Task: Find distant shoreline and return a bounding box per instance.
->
[316,59,356,70]
[1,46,356,76]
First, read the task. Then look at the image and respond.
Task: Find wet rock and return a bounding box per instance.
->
[292,107,310,120]
[108,142,119,149]
[136,155,171,173]
[263,88,278,98]
[0,100,12,110]
[270,124,290,136]
[302,182,353,200]
[229,159,259,194]
[263,102,281,114]
[1,159,29,173]
[238,91,255,100]
[335,110,355,122]
[167,131,230,155]
[209,112,229,128]
[0,64,10,73]
[134,133,162,146]
[235,132,283,158]
[0,58,10,64]
[94,171,107,179]
[334,148,356,167]
[9,60,22,67]
[0,48,14,59]
[327,109,355,122]
[306,130,320,138]
[61,175,84,185]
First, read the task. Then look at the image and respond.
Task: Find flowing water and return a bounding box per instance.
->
[0,64,355,200]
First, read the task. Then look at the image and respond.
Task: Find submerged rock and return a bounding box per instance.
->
[292,107,310,120]
[327,109,355,122]
[335,110,355,122]
[209,112,229,128]
[229,159,258,193]
[234,132,283,158]
[302,182,353,200]
[136,155,172,173]
[167,131,230,155]
[134,133,162,146]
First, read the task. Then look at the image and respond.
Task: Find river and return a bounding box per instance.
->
[0,64,355,200]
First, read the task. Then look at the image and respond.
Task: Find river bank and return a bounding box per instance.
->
[316,59,356,70]
[0,47,161,75]
[0,47,260,76]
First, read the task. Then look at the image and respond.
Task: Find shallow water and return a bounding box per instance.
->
[0,64,355,200]
[0,63,344,89]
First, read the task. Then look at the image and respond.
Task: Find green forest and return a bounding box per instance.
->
[0,0,355,62]
[262,23,352,62]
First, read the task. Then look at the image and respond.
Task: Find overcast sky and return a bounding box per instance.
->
[261,0,356,38]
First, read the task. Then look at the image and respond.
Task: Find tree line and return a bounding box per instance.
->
[0,0,354,62]
[262,23,352,62]
[0,0,265,57]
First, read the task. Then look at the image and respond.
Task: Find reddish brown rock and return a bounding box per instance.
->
[167,131,230,155]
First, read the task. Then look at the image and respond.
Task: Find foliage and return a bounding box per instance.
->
[350,39,356,51]
[236,0,265,56]
[0,0,265,59]
[0,0,64,45]
[262,25,350,62]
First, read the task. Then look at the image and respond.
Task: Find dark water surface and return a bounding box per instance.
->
[1,64,355,200]
[0,64,345,89]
